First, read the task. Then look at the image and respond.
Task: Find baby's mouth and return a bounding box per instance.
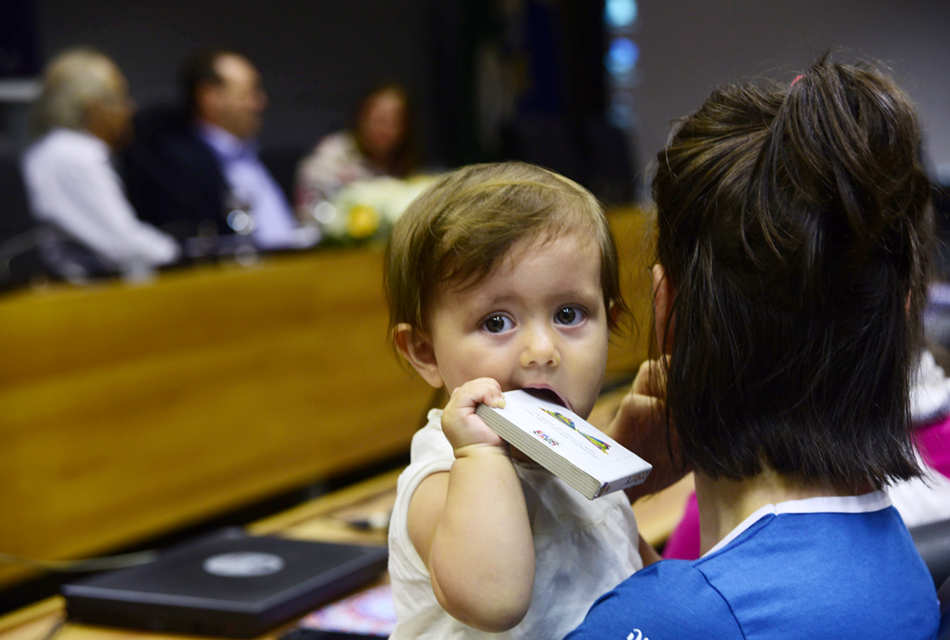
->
[521,387,572,412]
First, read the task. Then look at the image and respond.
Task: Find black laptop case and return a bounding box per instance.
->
[61,528,389,638]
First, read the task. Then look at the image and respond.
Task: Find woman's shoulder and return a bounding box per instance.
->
[565,560,741,640]
[296,130,373,187]
[25,128,105,167]
[313,130,358,155]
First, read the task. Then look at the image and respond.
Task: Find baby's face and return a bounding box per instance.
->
[426,233,610,420]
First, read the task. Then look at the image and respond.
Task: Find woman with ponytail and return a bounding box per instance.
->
[568,54,940,638]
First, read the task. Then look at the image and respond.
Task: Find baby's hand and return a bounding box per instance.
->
[442,378,508,457]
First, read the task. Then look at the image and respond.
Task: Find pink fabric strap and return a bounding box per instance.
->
[916,413,950,480]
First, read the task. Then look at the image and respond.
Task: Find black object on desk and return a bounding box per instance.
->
[61,527,388,638]
[281,631,385,640]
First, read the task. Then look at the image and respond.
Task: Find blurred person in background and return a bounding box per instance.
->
[22,47,180,281]
[124,47,318,252]
[294,82,417,221]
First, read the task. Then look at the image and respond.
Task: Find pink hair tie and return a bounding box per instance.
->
[790,74,804,87]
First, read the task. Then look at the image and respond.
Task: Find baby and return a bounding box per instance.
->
[384,162,645,639]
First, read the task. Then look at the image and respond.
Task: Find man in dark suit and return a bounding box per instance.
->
[124,48,318,251]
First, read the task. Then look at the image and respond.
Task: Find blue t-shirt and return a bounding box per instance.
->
[567,492,939,639]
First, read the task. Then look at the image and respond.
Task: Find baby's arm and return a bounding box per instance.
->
[407,378,535,632]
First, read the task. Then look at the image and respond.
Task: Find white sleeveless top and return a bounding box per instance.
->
[388,409,643,640]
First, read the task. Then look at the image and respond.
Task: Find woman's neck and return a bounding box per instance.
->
[694,469,874,555]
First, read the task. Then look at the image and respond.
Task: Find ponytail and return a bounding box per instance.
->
[653,54,932,487]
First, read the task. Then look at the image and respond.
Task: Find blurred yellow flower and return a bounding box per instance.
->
[346,205,381,239]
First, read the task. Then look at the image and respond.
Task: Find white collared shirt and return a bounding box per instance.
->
[706,491,892,556]
[22,128,181,275]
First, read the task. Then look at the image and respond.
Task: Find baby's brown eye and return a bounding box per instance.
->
[555,307,584,325]
[483,315,511,333]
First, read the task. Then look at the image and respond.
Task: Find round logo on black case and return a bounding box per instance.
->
[202,552,285,577]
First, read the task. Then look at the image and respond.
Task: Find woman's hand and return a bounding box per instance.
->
[610,358,689,502]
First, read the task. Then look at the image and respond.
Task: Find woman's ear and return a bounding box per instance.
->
[393,323,445,389]
[608,300,623,327]
[652,264,674,354]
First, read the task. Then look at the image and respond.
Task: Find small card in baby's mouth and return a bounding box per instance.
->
[476,389,652,500]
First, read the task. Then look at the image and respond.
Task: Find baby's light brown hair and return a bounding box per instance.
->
[385,161,626,337]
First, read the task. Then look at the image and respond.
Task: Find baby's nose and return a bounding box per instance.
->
[520,326,561,368]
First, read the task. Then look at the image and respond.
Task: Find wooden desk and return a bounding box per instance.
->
[604,207,656,376]
[0,248,436,588]
[0,207,655,589]
[0,465,692,640]
[0,470,403,640]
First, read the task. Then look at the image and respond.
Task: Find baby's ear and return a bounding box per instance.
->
[393,323,444,389]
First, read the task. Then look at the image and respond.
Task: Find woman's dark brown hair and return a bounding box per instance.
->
[653,54,933,487]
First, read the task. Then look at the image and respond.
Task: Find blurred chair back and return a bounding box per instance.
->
[934,182,950,282]
[0,148,31,237]
[502,113,584,186]
[122,103,232,240]
[939,574,950,639]
[579,116,638,206]
[502,113,639,206]
[910,517,950,591]
[132,103,190,145]
[906,517,950,637]
[0,147,45,289]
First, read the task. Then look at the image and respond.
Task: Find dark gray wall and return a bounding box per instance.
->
[23,1,950,182]
[36,0,435,156]
[631,0,950,185]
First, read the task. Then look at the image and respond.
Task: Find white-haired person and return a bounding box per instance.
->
[22,47,179,281]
